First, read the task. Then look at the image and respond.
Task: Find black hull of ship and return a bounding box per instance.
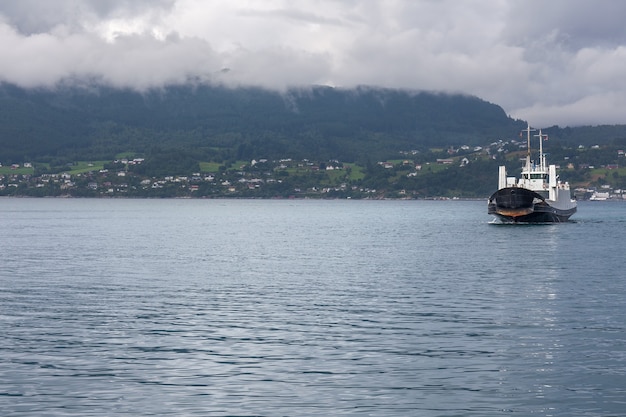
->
[487,187,576,223]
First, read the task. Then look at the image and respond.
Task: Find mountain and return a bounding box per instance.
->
[3,82,626,167]
[1,83,524,164]
[3,83,626,199]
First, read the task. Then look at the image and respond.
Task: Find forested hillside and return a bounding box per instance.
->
[2,83,626,199]
[3,83,626,168]
[1,83,524,164]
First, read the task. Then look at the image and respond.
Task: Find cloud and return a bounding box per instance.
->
[1,0,626,126]
[515,91,626,128]
[503,0,626,52]
[0,0,176,34]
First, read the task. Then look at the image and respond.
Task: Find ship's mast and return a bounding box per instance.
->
[523,124,535,171]
[535,129,547,171]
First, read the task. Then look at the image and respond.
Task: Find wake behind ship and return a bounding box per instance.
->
[487,125,577,223]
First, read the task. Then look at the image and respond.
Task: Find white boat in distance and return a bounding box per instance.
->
[487,125,577,223]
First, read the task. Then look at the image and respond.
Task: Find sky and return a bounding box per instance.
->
[1,0,626,127]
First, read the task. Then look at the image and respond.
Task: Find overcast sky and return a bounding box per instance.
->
[1,0,626,127]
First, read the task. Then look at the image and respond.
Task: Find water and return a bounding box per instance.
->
[1,199,625,416]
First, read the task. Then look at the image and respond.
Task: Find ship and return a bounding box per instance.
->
[487,125,577,223]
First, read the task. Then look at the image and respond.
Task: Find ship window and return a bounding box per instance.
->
[531,174,543,179]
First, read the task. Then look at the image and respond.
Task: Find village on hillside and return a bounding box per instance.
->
[1,138,625,200]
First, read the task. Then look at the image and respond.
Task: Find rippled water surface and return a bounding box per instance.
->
[1,199,625,416]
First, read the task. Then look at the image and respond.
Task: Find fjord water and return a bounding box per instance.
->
[1,199,625,416]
